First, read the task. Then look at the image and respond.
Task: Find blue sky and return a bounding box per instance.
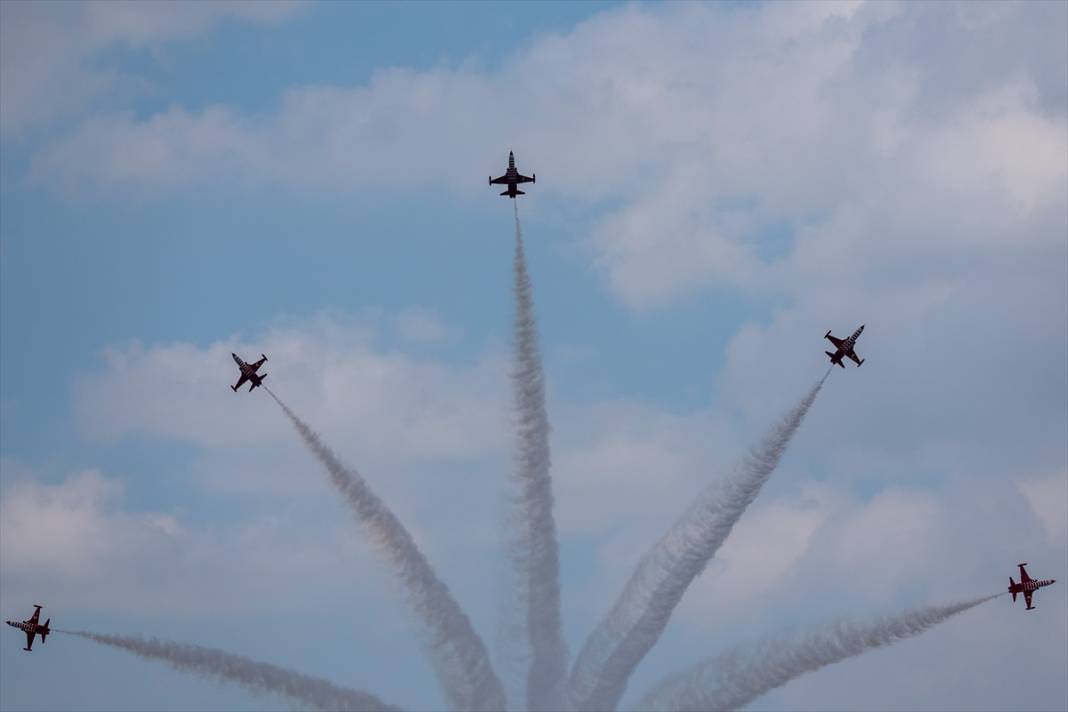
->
[1,2,1066,711]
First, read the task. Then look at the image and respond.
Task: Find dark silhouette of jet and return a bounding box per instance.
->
[6,605,50,651]
[489,151,535,198]
[1009,563,1055,610]
[824,324,865,368]
[231,353,267,392]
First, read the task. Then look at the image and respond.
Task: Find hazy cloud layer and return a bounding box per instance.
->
[20,2,1068,312]
[0,1,302,136]
[0,465,387,617]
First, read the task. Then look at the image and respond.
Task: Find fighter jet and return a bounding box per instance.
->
[489,151,535,198]
[1009,563,1056,610]
[824,324,865,368]
[6,605,50,651]
[231,352,268,392]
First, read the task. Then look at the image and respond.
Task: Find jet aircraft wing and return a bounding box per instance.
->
[232,373,249,391]
[826,334,845,348]
[489,175,511,185]
[24,631,34,651]
[515,173,535,184]
[27,607,40,626]
[1019,564,1032,582]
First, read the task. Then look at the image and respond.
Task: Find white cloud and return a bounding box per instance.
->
[22,2,1067,317]
[0,466,384,616]
[0,1,303,136]
[677,487,836,630]
[393,308,453,345]
[72,314,510,469]
[1018,470,1068,544]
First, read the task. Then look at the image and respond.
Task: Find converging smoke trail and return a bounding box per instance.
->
[568,372,831,712]
[265,388,507,712]
[62,630,400,712]
[504,201,568,712]
[637,594,1002,711]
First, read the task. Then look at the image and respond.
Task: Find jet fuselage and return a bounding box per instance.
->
[6,606,50,651]
[489,151,535,198]
[1009,563,1056,610]
[824,324,865,368]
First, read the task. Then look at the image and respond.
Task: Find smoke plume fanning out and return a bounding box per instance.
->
[62,630,400,712]
[638,594,1002,711]
[568,372,831,711]
[266,388,507,712]
[502,202,568,711]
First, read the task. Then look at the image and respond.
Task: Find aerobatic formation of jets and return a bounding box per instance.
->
[5,605,50,652]
[5,146,1059,712]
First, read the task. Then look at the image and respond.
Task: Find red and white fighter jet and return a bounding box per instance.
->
[1009,563,1056,610]
[6,605,50,651]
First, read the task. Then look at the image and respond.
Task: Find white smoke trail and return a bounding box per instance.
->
[637,594,1002,711]
[62,630,399,711]
[568,372,831,711]
[266,389,507,712]
[503,201,568,711]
